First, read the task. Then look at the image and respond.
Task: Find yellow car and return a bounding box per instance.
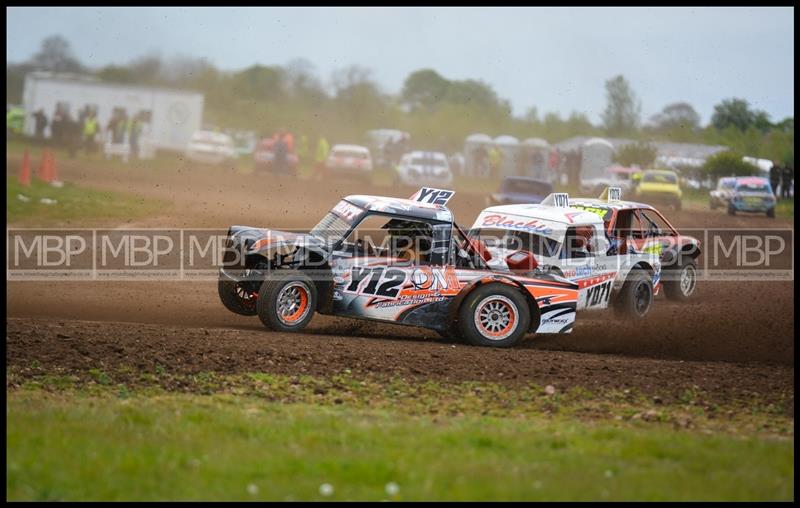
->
[631,170,683,210]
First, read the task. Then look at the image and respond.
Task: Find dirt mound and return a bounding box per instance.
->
[6,317,794,413]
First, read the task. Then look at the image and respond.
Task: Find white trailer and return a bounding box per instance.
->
[22,72,204,152]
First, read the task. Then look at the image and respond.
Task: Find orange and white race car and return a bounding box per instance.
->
[218,188,580,347]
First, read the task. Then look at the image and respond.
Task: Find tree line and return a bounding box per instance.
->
[6,35,794,165]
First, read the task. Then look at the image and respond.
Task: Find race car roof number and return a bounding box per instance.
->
[409,187,455,206]
[608,187,622,202]
[552,193,569,208]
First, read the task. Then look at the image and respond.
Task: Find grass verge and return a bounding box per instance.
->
[7,176,166,226]
[6,389,793,501]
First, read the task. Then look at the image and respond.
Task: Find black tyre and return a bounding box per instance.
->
[436,327,463,343]
[662,258,698,301]
[457,284,531,348]
[256,270,317,332]
[614,269,654,319]
[767,207,775,218]
[218,278,258,316]
[727,203,736,216]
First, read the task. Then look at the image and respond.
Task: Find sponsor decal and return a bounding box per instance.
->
[332,200,364,221]
[569,204,611,220]
[480,214,554,236]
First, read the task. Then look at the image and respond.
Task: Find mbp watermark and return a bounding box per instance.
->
[6,227,794,282]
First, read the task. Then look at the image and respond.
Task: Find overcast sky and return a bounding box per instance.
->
[6,6,795,125]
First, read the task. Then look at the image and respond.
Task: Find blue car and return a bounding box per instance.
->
[727,177,777,217]
[486,177,555,206]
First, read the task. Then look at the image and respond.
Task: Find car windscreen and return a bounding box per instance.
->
[410,157,446,167]
[470,228,560,257]
[309,200,365,245]
[504,179,553,195]
[736,182,771,193]
[333,150,369,159]
[642,172,677,184]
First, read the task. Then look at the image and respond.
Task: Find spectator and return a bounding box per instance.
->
[128,113,143,160]
[63,111,80,158]
[33,109,48,141]
[315,136,330,170]
[51,106,66,147]
[273,129,289,174]
[781,165,794,199]
[770,162,782,197]
[83,111,98,155]
[473,144,489,177]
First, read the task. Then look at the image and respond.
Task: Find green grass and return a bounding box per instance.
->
[6,390,793,501]
[7,176,165,226]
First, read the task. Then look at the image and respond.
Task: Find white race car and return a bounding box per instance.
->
[395,151,454,187]
[185,130,238,165]
[469,190,662,319]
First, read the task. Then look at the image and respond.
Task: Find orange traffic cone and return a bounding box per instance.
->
[19,150,31,186]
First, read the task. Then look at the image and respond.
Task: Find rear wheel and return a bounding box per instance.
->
[727,203,736,216]
[767,207,775,218]
[614,269,654,319]
[218,278,258,316]
[256,270,317,332]
[458,284,531,348]
[663,258,698,301]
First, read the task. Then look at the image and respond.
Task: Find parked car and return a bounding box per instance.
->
[709,177,738,210]
[185,130,237,165]
[228,129,258,157]
[323,144,373,178]
[631,170,682,210]
[725,177,777,217]
[580,165,641,196]
[218,187,580,347]
[253,137,300,174]
[486,176,554,207]
[395,151,453,187]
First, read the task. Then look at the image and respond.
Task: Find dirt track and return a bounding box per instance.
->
[5,152,795,402]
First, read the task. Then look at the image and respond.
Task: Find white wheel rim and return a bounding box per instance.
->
[680,264,696,296]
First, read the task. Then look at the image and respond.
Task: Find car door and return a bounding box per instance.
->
[328,214,453,324]
[559,225,616,311]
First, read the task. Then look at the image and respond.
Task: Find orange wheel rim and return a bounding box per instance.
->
[276,282,311,325]
[474,295,518,340]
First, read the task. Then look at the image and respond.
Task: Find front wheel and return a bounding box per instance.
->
[727,203,736,216]
[614,269,654,320]
[457,284,531,348]
[663,258,698,301]
[767,208,775,218]
[256,270,317,332]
